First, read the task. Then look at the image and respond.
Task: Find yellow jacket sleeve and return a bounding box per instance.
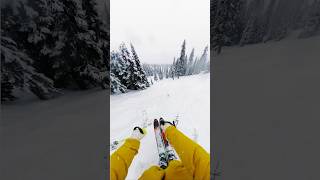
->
[110,138,140,180]
[165,126,210,180]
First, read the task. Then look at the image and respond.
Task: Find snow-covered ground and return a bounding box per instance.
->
[110,73,210,179]
[3,35,318,179]
[213,36,320,179]
[1,89,108,180]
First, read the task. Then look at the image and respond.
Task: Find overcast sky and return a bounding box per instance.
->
[111,0,210,64]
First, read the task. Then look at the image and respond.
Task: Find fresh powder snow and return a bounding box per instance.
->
[110,73,210,179]
[1,89,108,180]
[213,36,320,180]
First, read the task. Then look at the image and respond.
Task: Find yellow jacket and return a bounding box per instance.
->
[110,126,210,180]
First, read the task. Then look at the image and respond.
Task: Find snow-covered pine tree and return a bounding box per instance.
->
[142,64,153,77]
[240,0,265,46]
[192,57,199,74]
[99,31,110,89]
[154,73,158,81]
[1,74,15,101]
[263,0,277,42]
[110,50,128,93]
[81,0,109,89]
[1,36,58,101]
[1,4,59,101]
[264,0,294,41]
[212,0,246,53]
[206,59,210,73]
[198,46,209,73]
[51,0,107,89]
[176,40,187,76]
[165,67,169,79]
[19,0,61,80]
[159,67,164,80]
[290,0,310,31]
[186,48,195,75]
[130,43,150,88]
[299,0,320,38]
[118,43,133,88]
[175,57,180,78]
[171,57,176,79]
[185,54,188,75]
[1,11,17,101]
[226,0,246,46]
[82,0,102,38]
[117,43,148,90]
[211,0,227,54]
[210,0,219,53]
[110,72,126,94]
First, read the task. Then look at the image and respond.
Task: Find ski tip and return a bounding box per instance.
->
[154,119,159,127]
[159,117,165,125]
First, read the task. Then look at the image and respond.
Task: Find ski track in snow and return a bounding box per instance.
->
[110,73,210,179]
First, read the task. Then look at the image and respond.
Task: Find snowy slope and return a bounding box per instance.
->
[213,36,320,179]
[110,73,210,179]
[1,89,108,180]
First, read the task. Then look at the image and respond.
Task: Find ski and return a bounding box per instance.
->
[110,115,179,152]
[153,119,168,169]
[159,117,178,161]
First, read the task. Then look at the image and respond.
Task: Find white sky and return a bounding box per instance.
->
[111,0,210,64]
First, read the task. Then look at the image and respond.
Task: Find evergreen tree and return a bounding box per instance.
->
[226,0,246,45]
[264,0,292,41]
[159,67,164,80]
[172,57,176,79]
[263,0,277,42]
[1,0,110,100]
[1,36,58,101]
[110,43,149,93]
[240,0,265,46]
[165,67,169,79]
[110,72,126,94]
[210,0,219,53]
[52,0,107,89]
[130,43,150,88]
[291,0,310,31]
[299,0,320,38]
[212,0,246,53]
[193,57,200,74]
[22,0,60,80]
[119,43,134,88]
[1,4,59,101]
[110,50,129,91]
[81,0,109,89]
[186,48,195,75]
[198,46,209,73]
[154,73,158,81]
[177,40,187,76]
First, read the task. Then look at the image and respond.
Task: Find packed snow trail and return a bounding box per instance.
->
[110,73,210,179]
[213,37,320,180]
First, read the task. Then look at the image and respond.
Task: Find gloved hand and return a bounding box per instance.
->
[159,117,176,131]
[130,126,147,140]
